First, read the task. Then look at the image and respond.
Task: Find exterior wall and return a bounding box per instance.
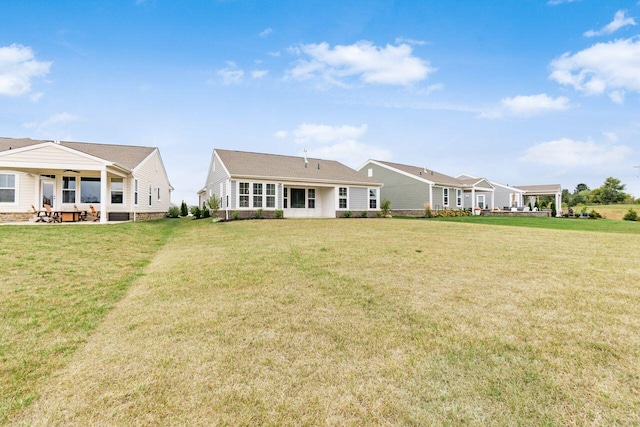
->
[203,154,231,210]
[361,163,431,209]
[0,144,105,169]
[349,186,368,211]
[0,170,36,213]
[132,150,172,215]
[0,212,32,222]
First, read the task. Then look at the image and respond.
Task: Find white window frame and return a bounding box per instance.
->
[307,188,316,209]
[369,188,378,210]
[0,172,18,205]
[62,176,76,204]
[443,188,449,207]
[237,181,278,209]
[110,177,124,204]
[456,189,462,207]
[134,179,139,205]
[338,187,348,210]
[266,184,276,208]
[148,184,152,206]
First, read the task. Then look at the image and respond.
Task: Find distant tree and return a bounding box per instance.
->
[572,189,591,206]
[562,189,572,206]
[574,183,589,194]
[597,177,627,205]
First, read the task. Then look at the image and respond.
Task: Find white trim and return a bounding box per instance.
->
[235,179,279,210]
[443,187,449,207]
[337,186,349,210]
[0,171,19,205]
[456,188,462,207]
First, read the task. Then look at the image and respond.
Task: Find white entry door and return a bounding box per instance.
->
[41,179,55,209]
[476,194,485,209]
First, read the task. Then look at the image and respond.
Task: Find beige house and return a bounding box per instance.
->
[200,149,383,219]
[0,137,173,223]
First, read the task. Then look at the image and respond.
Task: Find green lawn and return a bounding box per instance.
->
[429,215,640,234]
[3,218,640,425]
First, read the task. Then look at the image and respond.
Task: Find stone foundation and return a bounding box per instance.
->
[335,211,379,218]
[133,212,168,221]
[390,209,425,218]
[0,212,33,223]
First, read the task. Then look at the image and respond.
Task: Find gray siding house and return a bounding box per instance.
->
[457,174,525,209]
[200,149,382,219]
[358,160,495,215]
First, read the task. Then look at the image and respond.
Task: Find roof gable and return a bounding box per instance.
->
[372,160,465,187]
[215,149,380,185]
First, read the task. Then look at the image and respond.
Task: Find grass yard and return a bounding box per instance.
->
[4,218,640,425]
[0,220,178,424]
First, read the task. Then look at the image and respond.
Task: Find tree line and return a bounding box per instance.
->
[562,177,638,207]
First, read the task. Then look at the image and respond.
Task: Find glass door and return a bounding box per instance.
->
[41,179,55,209]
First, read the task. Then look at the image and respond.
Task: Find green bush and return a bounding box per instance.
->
[202,208,211,218]
[274,209,284,219]
[253,209,263,219]
[231,211,240,220]
[360,211,368,218]
[623,208,638,221]
[381,199,391,217]
[190,206,201,219]
[180,200,188,217]
[167,206,180,218]
[343,210,352,218]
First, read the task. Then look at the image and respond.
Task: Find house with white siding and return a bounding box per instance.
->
[0,137,173,223]
[200,149,382,219]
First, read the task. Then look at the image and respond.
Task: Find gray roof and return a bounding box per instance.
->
[515,184,562,194]
[216,149,380,186]
[375,160,467,187]
[0,137,156,171]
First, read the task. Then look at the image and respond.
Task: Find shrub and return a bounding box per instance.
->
[180,200,188,217]
[274,209,284,219]
[588,209,601,219]
[424,203,433,218]
[202,208,211,218]
[360,211,368,218]
[190,206,201,219]
[343,210,352,218]
[551,202,556,218]
[167,206,180,218]
[253,209,263,219]
[381,199,391,217]
[207,195,221,218]
[231,211,240,220]
[623,208,638,221]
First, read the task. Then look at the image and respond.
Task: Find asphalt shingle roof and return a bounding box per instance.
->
[0,137,156,171]
[216,149,380,185]
[374,160,465,187]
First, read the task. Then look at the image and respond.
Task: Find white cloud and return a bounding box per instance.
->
[251,69,268,79]
[394,37,429,46]
[292,123,368,144]
[519,138,632,167]
[217,67,244,85]
[584,10,636,37]
[279,123,391,167]
[22,112,81,129]
[259,28,273,38]
[501,94,571,117]
[286,40,434,87]
[548,0,580,5]
[550,37,640,102]
[416,83,444,96]
[0,44,51,96]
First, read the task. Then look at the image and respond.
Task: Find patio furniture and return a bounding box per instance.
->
[44,204,61,223]
[74,205,88,221]
[89,205,100,222]
[31,204,49,222]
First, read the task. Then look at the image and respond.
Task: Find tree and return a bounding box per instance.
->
[574,183,589,194]
[180,200,188,216]
[207,195,221,218]
[597,177,627,205]
[572,189,591,206]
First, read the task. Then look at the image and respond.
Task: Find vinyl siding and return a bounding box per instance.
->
[1,145,105,169]
[349,186,367,210]
[362,163,431,209]
[132,150,172,213]
[0,171,36,212]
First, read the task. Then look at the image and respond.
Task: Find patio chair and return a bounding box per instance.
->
[31,204,49,222]
[44,204,61,223]
[89,205,101,222]
[74,205,88,221]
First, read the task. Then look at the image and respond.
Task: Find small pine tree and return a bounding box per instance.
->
[180,200,188,216]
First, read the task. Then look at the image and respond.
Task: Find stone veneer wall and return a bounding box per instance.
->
[133,212,168,221]
[390,209,425,218]
[0,212,33,223]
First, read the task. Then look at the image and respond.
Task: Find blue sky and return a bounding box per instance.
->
[1,0,640,204]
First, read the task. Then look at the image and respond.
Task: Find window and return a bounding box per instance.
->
[62,176,76,203]
[456,189,462,207]
[368,168,373,177]
[308,188,315,209]
[266,184,276,208]
[239,182,249,207]
[443,188,449,207]
[369,188,377,209]
[80,178,100,203]
[291,188,305,208]
[149,185,152,206]
[339,187,348,209]
[0,173,16,203]
[134,179,138,205]
[253,183,263,208]
[157,187,161,200]
[283,187,288,209]
[111,178,124,204]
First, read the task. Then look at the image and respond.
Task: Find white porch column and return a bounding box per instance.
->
[556,192,562,217]
[490,191,494,210]
[471,188,476,208]
[100,169,108,223]
[429,184,433,209]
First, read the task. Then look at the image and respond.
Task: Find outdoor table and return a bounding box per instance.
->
[58,211,82,222]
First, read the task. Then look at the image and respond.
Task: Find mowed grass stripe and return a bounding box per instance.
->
[0,220,178,424]
[10,219,640,425]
